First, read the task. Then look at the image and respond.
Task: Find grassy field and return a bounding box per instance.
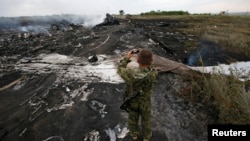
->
[171,15,250,124]
[180,15,250,61]
[116,14,250,124]
[122,14,250,60]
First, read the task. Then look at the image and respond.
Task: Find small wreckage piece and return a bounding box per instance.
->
[42,136,64,141]
[84,129,100,141]
[105,123,129,141]
[88,55,98,63]
[88,100,107,118]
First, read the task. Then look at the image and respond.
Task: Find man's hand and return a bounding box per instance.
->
[127,50,133,58]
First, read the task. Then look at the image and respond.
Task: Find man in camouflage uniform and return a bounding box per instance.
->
[118,48,158,141]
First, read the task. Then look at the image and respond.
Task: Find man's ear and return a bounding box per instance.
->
[137,57,141,64]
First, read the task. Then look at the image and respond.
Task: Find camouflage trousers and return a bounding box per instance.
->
[128,98,152,140]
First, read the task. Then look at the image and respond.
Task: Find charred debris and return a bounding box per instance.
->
[0,13,230,67]
[0,14,120,55]
[0,13,231,141]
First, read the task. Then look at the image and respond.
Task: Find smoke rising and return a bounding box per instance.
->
[187,40,227,66]
[0,14,105,32]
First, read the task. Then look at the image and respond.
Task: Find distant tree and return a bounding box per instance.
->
[119,10,125,15]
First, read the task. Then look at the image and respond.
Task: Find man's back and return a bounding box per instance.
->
[118,58,157,98]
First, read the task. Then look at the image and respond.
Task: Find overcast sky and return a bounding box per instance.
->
[0,0,249,17]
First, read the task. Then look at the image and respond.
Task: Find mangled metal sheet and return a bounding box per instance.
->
[15,53,124,83]
[152,55,200,76]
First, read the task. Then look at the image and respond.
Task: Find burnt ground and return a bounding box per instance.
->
[0,15,249,141]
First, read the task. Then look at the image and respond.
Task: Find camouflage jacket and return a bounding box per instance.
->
[117,58,158,101]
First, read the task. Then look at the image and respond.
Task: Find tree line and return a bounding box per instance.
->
[141,10,189,15]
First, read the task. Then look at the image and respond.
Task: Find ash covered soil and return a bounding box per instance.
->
[1,15,247,141]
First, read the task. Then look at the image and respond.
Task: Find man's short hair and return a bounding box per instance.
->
[137,49,153,66]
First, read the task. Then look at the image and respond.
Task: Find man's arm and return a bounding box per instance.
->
[118,57,130,68]
[117,57,132,82]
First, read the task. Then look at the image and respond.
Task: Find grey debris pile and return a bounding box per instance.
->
[89,100,107,118]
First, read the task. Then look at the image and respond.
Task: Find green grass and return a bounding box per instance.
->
[183,15,250,124]
[189,69,250,124]
[179,15,250,59]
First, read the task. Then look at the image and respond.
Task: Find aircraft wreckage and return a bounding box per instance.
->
[0,14,229,141]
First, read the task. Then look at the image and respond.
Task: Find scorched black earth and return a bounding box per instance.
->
[0,15,210,141]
